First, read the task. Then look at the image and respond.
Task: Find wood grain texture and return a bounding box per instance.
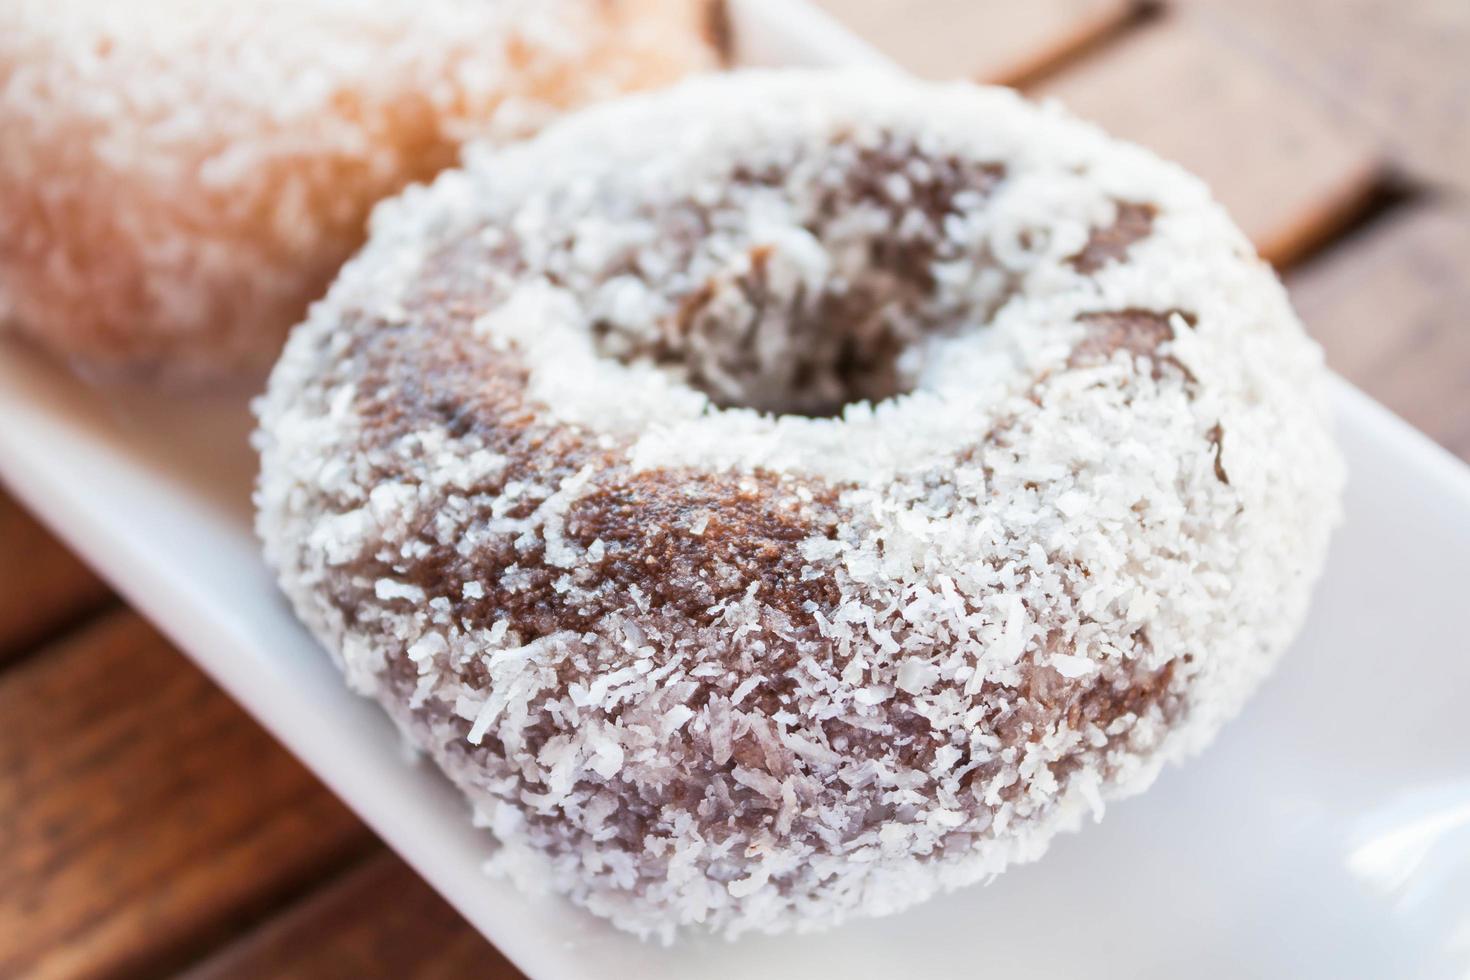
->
[184,854,522,980]
[1290,204,1470,461]
[0,612,376,979]
[1184,0,1470,195]
[810,0,1141,83]
[1031,14,1384,266]
[0,491,111,662]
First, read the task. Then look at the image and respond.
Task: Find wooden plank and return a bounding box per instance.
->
[1031,14,1384,266]
[0,491,111,662]
[810,0,1141,84]
[184,854,520,980]
[1289,204,1470,461]
[1184,0,1470,195]
[0,612,376,979]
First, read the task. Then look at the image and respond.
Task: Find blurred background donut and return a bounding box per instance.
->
[0,0,721,382]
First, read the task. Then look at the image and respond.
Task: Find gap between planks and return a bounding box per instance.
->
[1180,0,1470,198]
[814,1,1393,269]
[809,0,1154,87]
[1025,9,1387,267]
[0,611,379,979]
[1288,201,1470,462]
[0,490,114,667]
[180,853,524,980]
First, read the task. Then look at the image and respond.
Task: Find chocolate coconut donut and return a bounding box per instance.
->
[256,70,1343,938]
[0,0,718,381]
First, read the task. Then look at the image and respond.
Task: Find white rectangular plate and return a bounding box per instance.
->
[2,4,1468,976]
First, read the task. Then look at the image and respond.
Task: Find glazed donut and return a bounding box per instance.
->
[257,71,1342,938]
[0,0,718,381]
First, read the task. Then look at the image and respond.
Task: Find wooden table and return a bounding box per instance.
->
[3,2,1467,976]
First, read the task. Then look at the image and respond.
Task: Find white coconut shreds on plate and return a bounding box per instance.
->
[0,0,719,381]
[254,69,1344,942]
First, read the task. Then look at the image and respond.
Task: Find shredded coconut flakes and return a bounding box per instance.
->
[256,70,1343,941]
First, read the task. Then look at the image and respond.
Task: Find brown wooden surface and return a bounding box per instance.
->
[810,0,1143,84]
[1030,12,1384,265]
[0,613,375,979]
[1182,0,1470,196]
[0,493,111,664]
[1290,203,1470,458]
[1,2,1466,978]
[184,855,518,980]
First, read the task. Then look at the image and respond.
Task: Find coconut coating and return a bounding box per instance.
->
[0,0,718,381]
[255,70,1343,939]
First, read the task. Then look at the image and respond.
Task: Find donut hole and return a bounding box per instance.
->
[649,240,934,418]
[588,145,1011,419]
